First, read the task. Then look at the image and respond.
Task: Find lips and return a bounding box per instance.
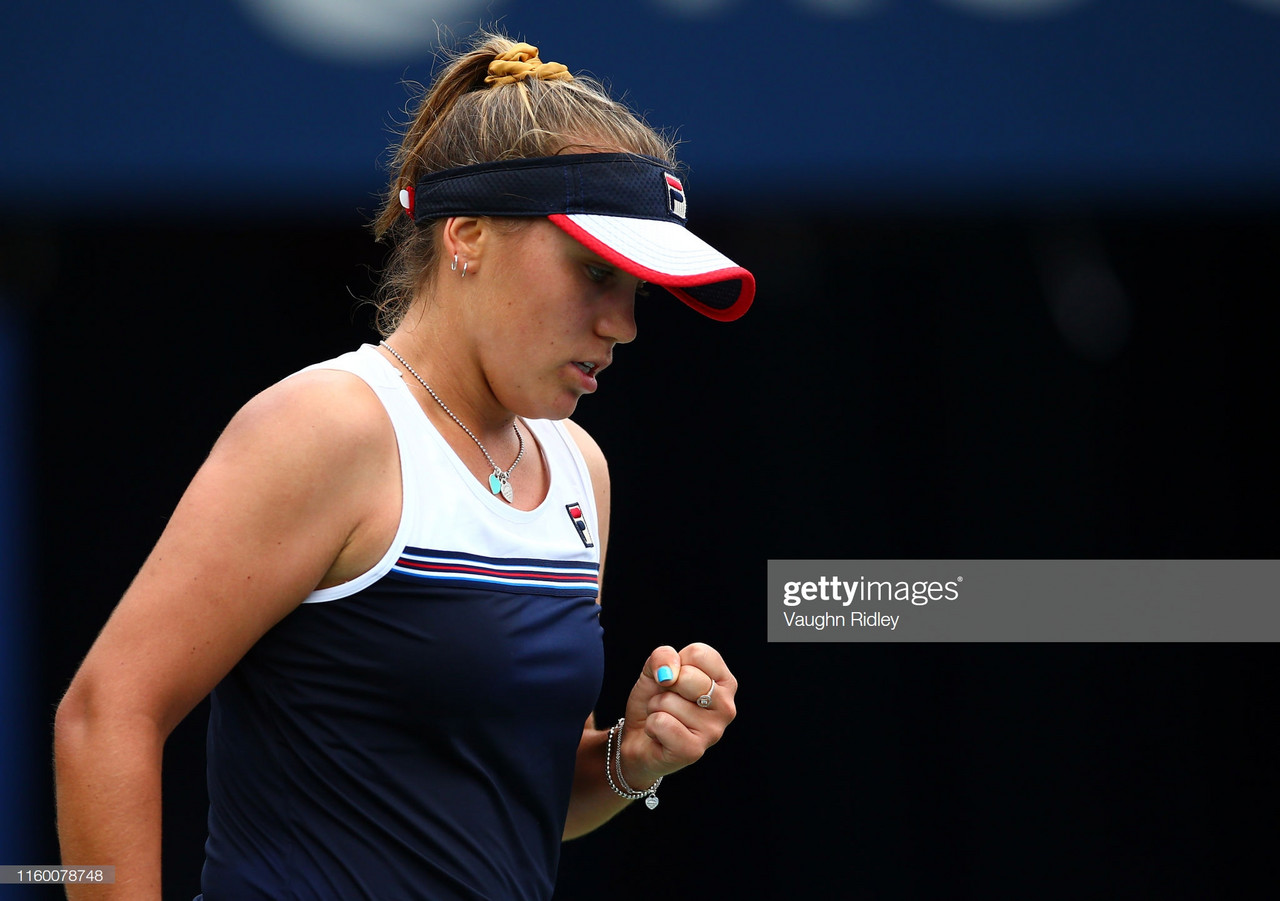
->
[574,361,597,375]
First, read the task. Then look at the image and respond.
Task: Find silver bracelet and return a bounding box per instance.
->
[605,717,662,809]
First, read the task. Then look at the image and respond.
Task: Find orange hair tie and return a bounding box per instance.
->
[484,43,574,86]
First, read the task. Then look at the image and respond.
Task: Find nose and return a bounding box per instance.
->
[597,287,638,345]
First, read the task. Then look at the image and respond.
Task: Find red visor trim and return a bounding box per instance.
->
[549,215,755,322]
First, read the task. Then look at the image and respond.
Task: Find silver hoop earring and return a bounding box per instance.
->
[461,260,469,278]
[451,254,458,272]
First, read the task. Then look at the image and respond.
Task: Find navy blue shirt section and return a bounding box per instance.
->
[199,548,603,900]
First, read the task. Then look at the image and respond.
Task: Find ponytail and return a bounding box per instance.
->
[367,31,674,335]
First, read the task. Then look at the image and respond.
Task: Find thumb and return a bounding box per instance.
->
[625,645,680,721]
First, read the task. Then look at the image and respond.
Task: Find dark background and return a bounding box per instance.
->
[5,1,1280,899]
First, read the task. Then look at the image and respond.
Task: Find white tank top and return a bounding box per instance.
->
[295,343,602,604]
[202,343,606,899]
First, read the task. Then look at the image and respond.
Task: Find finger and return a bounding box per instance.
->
[641,710,708,768]
[646,660,737,729]
[657,663,714,707]
[677,641,737,691]
[641,645,680,688]
[646,690,730,744]
[625,646,681,727]
[648,674,735,725]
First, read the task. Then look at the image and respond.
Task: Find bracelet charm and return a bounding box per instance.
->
[604,717,662,809]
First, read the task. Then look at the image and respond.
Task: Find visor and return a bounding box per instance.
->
[408,153,754,321]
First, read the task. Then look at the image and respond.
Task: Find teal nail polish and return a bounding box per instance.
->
[656,665,673,684]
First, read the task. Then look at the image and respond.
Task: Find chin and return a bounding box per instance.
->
[512,395,582,423]
[543,400,583,422]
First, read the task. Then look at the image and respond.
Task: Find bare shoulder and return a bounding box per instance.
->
[221,367,393,462]
[203,366,400,581]
[561,418,609,487]
[60,365,401,735]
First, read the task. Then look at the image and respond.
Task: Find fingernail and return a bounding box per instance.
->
[656,665,673,684]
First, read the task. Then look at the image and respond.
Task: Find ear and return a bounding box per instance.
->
[441,216,486,275]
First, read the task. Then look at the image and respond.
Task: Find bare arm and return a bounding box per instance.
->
[54,370,399,899]
[560,419,627,839]
[560,421,737,840]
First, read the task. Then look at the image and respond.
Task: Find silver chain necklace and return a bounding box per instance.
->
[380,341,524,503]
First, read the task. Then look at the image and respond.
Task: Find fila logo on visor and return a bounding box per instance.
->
[664,173,686,220]
[565,502,594,548]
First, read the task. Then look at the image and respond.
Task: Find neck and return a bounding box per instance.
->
[379,327,515,442]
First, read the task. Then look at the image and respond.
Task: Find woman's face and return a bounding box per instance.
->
[466,218,641,422]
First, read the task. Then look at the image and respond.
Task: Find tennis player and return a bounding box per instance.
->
[55,32,753,900]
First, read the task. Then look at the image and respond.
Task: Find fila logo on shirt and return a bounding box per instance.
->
[664,172,686,220]
[565,502,594,548]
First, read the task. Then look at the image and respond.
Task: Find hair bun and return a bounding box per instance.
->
[484,43,574,86]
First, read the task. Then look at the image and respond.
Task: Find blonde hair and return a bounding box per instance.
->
[370,32,677,335]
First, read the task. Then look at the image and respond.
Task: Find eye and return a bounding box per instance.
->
[585,264,611,283]
[636,280,651,298]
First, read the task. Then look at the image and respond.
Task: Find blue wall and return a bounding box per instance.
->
[3,0,1280,214]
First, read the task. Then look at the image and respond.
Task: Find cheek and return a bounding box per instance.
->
[527,305,580,347]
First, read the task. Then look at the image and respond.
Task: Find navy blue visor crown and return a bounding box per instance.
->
[403,153,754,321]
[410,153,683,225]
